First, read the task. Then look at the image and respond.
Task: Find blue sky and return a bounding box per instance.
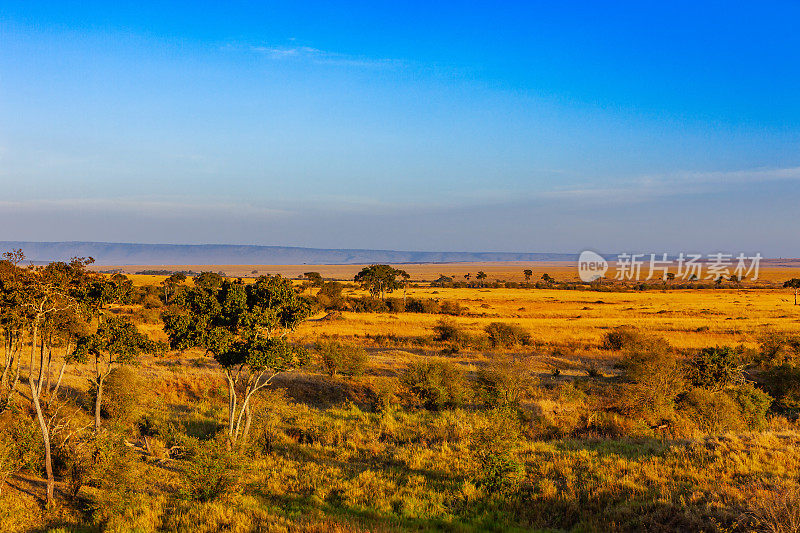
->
[1,1,798,255]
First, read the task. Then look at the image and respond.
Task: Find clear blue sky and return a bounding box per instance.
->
[1,1,798,255]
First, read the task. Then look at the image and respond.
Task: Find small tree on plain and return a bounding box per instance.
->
[785,279,800,306]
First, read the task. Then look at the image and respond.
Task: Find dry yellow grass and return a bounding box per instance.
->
[297,286,800,350]
[94,259,800,282]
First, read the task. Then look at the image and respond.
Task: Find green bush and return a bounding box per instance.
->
[618,335,684,417]
[433,318,464,344]
[676,386,769,433]
[439,300,464,316]
[401,360,467,410]
[476,356,536,407]
[727,382,772,429]
[316,340,368,377]
[182,437,244,502]
[484,322,531,348]
[90,366,146,427]
[602,326,650,351]
[761,363,800,410]
[406,298,440,314]
[684,346,744,391]
[759,333,800,365]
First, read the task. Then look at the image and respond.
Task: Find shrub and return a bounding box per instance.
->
[141,294,163,309]
[761,363,800,411]
[728,382,772,429]
[759,333,800,365]
[401,360,467,410]
[476,356,536,407]
[182,437,244,502]
[677,388,745,433]
[90,367,146,427]
[316,281,346,310]
[406,298,440,314]
[602,326,649,351]
[484,322,531,348]
[676,384,771,433]
[618,335,684,416]
[433,318,464,344]
[316,340,368,377]
[439,300,464,316]
[684,346,745,391]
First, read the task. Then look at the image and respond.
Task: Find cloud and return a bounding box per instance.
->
[236,43,404,68]
[534,166,800,205]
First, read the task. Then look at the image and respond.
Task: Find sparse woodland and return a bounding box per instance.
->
[0,255,799,532]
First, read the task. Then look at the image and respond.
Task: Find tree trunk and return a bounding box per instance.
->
[49,361,67,406]
[29,319,54,505]
[225,372,237,438]
[94,374,104,431]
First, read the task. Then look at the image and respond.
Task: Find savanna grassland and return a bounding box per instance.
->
[3,260,800,533]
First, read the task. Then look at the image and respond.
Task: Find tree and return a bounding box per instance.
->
[354,265,404,300]
[303,272,323,287]
[73,315,153,431]
[785,279,800,306]
[523,269,533,282]
[15,257,94,505]
[162,272,187,303]
[162,275,310,444]
[476,271,487,287]
[541,273,554,283]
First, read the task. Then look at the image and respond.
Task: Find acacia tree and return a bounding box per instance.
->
[162,274,310,444]
[785,279,800,305]
[16,257,93,505]
[73,315,153,431]
[476,271,487,287]
[354,265,405,300]
[162,272,187,303]
[523,269,533,282]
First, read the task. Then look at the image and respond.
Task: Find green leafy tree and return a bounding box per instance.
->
[523,269,533,281]
[303,272,324,287]
[784,279,800,306]
[354,264,405,300]
[162,275,310,443]
[74,315,153,431]
[476,271,488,286]
[162,272,187,303]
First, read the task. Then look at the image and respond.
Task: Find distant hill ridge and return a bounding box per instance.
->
[0,241,577,266]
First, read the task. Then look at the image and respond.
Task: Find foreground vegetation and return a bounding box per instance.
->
[1,256,799,532]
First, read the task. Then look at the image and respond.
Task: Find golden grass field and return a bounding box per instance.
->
[5,262,800,531]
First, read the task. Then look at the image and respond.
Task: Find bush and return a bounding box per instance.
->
[476,356,536,407]
[684,346,744,391]
[141,294,163,309]
[433,318,464,344]
[401,360,467,410]
[439,300,464,316]
[761,363,800,411]
[316,281,346,310]
[484,322,531,348]
[405,298,440,314]
[90,367,146,427]
[728,382,772,429]
[182,437,244,502]
[602,326,650,351]
[618,335,684,416]
[316,340,368,377]
[674,384,770,433]
[759,333,800,365]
